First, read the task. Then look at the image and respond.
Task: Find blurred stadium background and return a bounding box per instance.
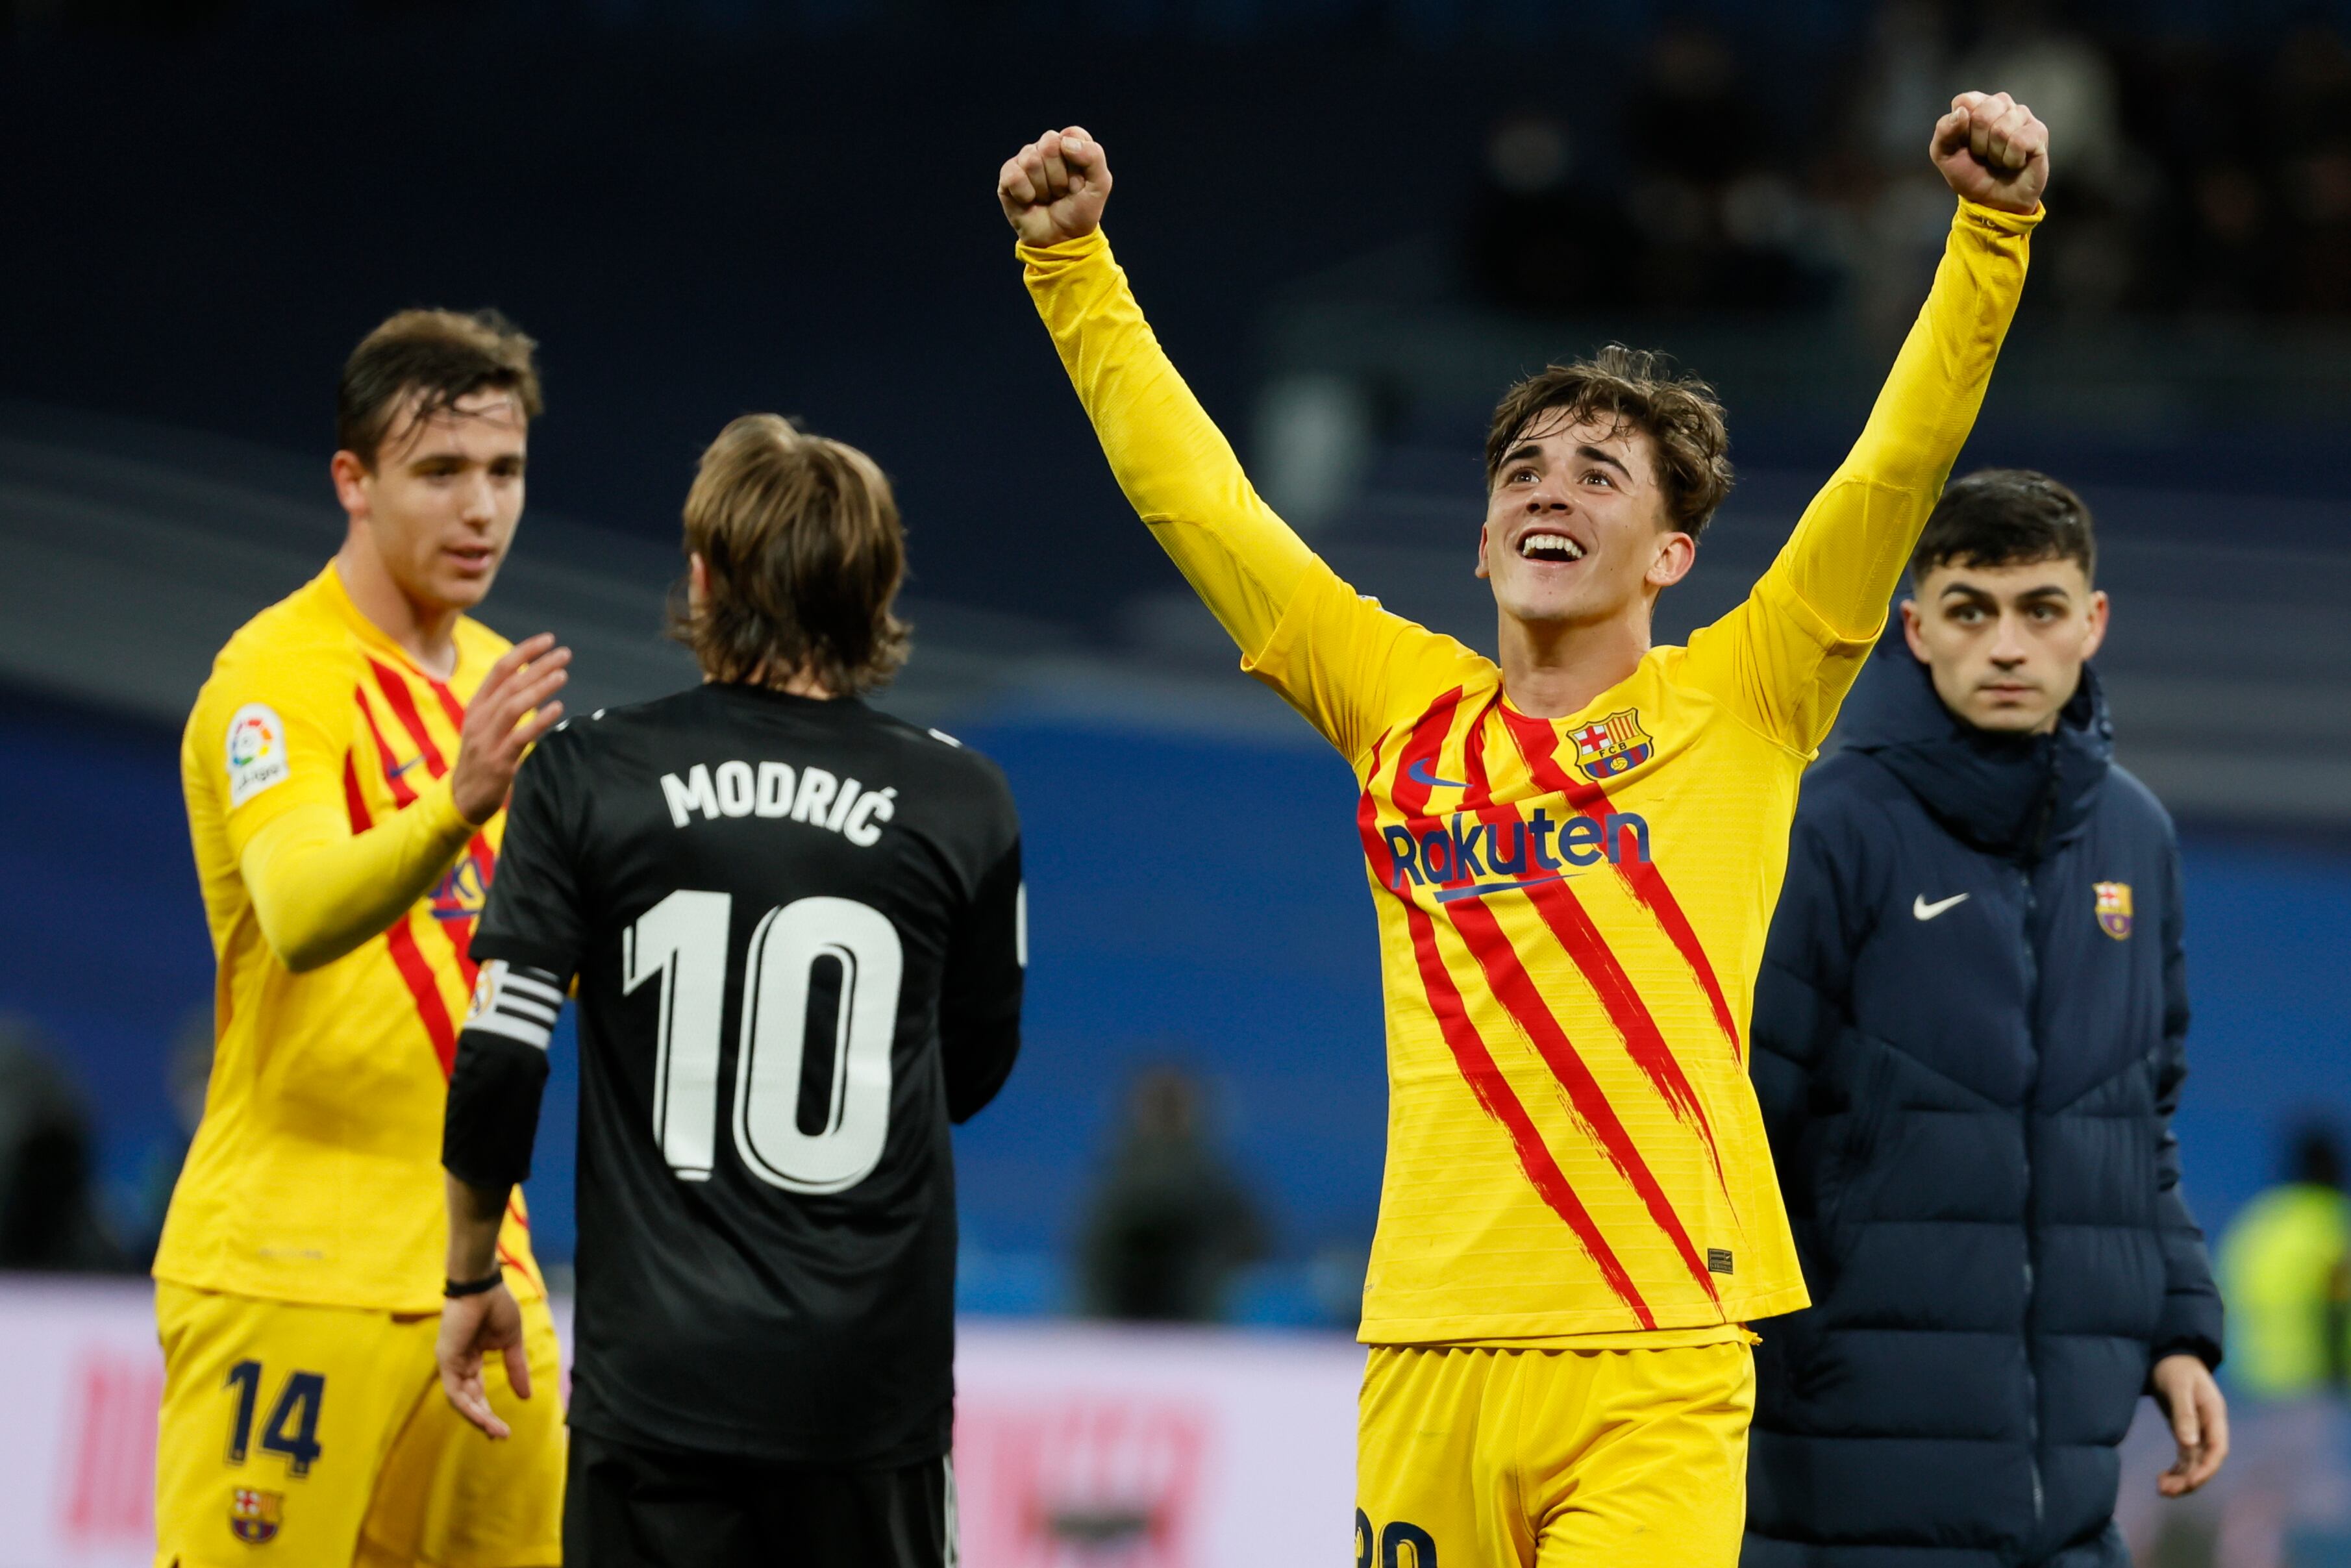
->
[3,0,2350,1562]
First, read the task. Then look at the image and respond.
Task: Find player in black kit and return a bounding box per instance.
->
[434,415,1023,1568]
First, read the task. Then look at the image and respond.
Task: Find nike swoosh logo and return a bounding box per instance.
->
[1406,758,1467,790]
[1913,892,1971,921]
[1435,875,1567,903]
[388,754,425,778]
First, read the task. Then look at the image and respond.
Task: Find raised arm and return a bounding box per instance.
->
[1689,93,2046,751]
[1002,128,1319,658]
[1002,129,1459,760]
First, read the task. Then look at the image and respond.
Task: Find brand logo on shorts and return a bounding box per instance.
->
[229,1486,283,1545]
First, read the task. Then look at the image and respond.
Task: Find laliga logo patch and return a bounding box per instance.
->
[225,703,291,809]
[229,1486,283,1545]
[2095,882,2133,941]
[1571,710,1654,783]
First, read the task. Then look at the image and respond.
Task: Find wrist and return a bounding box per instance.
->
[438,770,495,830]
[443,1268,505,1299]
[1016,227,1108,264]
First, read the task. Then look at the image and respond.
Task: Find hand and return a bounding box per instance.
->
[999,126,1112,246]
[2149,1352,2228,1497]
[1931,91,2050,214]
[451,633,570,825]
[436,1282,532,1440]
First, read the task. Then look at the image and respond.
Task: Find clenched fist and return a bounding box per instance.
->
[999,127,1113,246]
[1932,91,2050,214]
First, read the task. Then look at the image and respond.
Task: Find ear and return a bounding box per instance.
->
[329,450,372,526]
[1643,530,1697,591]
[1899,597,1930,662]
[2080,588,2111,662]
[689,552,710,608]
[1474,518,1493,580]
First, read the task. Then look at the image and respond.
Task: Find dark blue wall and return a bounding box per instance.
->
[5,685,2345,1317]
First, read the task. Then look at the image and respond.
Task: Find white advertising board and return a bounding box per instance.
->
[0,1277,1363,1568]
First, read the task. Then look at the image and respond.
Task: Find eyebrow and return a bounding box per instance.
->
[1937,581,2073,602]
[1576,444,1633,481]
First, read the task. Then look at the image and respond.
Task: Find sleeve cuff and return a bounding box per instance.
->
[2150,1332,2224,1375]
[416,774,479,840]
[1015,228,1112,272]
[1955,195,2044,236]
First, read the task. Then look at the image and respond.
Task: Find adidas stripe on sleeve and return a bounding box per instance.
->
[443,960,567,1189]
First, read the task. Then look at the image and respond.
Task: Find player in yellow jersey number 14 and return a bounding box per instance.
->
[1001,98,2045,1568]
[155,313,572,1568]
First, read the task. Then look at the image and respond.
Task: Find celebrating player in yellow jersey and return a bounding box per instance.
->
[155,310,573,1567]
[1002,96,2048,1565]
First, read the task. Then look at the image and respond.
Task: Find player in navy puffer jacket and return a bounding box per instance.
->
[1744,472,2226,1568]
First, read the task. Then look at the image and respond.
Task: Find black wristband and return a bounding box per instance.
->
[443,1271,505,1299]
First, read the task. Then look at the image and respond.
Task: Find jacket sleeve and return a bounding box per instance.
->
[1751,796,1865,1224]
[2150,832,2226,1371]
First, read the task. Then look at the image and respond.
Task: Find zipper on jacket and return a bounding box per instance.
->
[2017,863,2046,1539]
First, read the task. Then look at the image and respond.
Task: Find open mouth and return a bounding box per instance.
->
[1517,531,1586,563]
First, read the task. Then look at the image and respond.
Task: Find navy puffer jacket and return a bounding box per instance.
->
[1744,649,2223,1568]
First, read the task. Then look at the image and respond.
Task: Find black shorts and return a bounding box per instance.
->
[562,1426,958,1568]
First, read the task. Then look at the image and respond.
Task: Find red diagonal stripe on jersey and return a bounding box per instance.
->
[384,912,460,1078]
[354,686,421,809]
[1405,902,1655,1325]
[426,676,467,731]
[1500,706,1743,1060]
[1459,723,1728,1197]
[342,752,374,833]
[1388,688,1463,826]
[369,660,450,778]
[1357,730,1653,1324]
[1443,889,1720,1303]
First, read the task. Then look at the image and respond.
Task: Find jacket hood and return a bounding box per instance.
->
[1839,643,2113,860]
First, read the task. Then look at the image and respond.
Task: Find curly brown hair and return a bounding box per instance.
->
[673,415,911,695]
[1483,345,1734,538]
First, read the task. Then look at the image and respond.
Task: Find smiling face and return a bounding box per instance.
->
[330,388,528,615]
[1476,409,1697,632]
[1901,554,2109,733]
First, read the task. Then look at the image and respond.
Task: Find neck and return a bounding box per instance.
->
[1495,605,1651,719]
[334,534,461,678]
[707,660,836,700]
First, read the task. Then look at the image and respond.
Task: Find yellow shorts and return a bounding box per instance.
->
[1355,1340,1754,1568]
[153,1280,566,1568]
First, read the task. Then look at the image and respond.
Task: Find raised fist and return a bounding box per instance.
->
[1932,92,2050,215]
[999,127,1112,246]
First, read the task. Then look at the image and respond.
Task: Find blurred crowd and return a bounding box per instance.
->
[1467,0,2351,324]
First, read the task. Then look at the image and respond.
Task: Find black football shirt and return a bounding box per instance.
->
[469,682,1024,1465]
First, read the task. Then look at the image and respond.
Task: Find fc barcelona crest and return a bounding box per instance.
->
[2094,882,2133,941]
[229,1486,283,1545]
[1572,710,1654,782]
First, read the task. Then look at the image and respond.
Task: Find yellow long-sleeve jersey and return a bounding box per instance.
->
[1024,199,2037,1344]
[158,564,542,1313]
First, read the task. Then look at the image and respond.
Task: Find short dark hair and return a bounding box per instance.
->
[673,414,912,696]
[1911,468,2096,586]
[1483,345,1735,538]
[337,308,543,467]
